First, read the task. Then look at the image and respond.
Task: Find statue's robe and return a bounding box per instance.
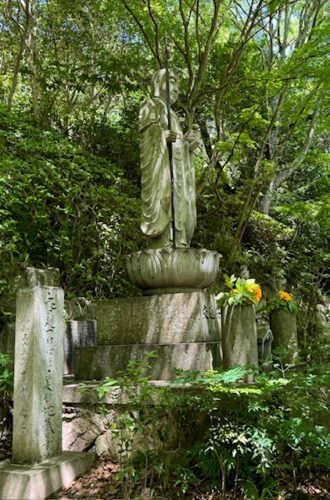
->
[139,97,196,248]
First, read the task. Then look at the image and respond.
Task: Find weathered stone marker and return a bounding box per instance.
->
[12,286,64,464]
[221,304,259,380]
[0,271,94,500]
[270,309,299,363]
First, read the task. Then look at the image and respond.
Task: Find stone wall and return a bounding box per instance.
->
[63,405,114,454]
[62,382,182,460]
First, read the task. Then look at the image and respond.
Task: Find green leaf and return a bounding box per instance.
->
[215,141,233,153]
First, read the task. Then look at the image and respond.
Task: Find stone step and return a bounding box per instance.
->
[74,342,222,381]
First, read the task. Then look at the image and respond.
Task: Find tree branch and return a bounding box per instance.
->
[121,0,161,67]
[261,97,321,214]
[187,0,222,120]
[146,0,162,67]
[179,0,194,91]
[227,83,287,263]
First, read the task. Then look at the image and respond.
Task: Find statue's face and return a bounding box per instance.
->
[169,75,179,103]
[159,74,179,104]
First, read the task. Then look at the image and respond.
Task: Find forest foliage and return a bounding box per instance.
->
[92,357,330,498]
[0,2,329,497]
[0,0,329,306]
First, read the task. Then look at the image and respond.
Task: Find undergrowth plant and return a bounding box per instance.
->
[96,353,172,498]
[0,352,13,438]
[96,361,330,499]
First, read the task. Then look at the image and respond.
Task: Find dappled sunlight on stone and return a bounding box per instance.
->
[74,291,222,381]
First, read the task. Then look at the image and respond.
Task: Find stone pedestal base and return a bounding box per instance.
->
[0,452,94,500]
[73,291,222,380]
[95,291,221,344]
[64,320,96,375]
[74,342,222,381]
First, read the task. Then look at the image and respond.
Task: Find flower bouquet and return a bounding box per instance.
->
[216,274,262,307]
[268,290,299,314]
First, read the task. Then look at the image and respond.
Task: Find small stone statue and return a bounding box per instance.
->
[139,69,200,248]
[240,265,250,280]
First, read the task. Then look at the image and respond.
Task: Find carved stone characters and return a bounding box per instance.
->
[139,69,200,248]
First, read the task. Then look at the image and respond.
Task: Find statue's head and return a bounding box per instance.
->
[151,69,178,104]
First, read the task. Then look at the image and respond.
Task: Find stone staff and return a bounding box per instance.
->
[164,33,176,248]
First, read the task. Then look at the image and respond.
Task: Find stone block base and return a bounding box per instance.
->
[74,342,222,381]
[64,320,96,375]
[95,291,221,345]
[0,452,94,500]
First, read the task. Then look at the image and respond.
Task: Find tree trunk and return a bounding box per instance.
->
[7,36,26,110]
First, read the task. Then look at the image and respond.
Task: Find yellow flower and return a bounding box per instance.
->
[278,290,293,302]
[245,279,258,293]
[254,286,262,303]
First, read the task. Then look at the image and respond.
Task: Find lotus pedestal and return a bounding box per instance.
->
[126,248,220,294]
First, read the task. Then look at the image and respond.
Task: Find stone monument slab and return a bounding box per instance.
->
[221,304,259,369]
[12,286,65,464]
[270,309,299,363]
[0,270,95,499]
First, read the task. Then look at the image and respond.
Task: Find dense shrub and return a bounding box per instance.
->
[0,352,13,438]
[0,105,142,300]
[96,364,330,498]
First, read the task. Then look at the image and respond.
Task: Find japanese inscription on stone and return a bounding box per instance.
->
[12,286,65,464]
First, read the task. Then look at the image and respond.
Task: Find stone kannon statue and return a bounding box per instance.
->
[139,69,200,248]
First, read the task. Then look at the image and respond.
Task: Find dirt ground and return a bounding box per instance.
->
[55,458,122,499]
[55,457,330,500]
